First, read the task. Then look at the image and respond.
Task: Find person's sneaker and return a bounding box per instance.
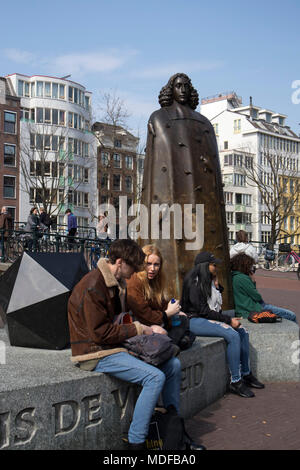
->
[229,380,255,398]
[243,373,265,389]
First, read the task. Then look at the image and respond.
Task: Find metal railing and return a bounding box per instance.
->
[0,228,112,271]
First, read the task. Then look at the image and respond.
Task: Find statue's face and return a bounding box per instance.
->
[173,76,190,104]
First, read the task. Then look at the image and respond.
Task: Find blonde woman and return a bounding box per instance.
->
[126,244,182,331]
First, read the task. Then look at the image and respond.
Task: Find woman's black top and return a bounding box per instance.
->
[181,276,232,325]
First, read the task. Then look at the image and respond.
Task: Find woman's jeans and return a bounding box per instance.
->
[94,352,181,444]
[190,317,250,384]
[261,302,297,322]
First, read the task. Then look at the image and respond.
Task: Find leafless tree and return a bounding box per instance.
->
[20,121,96,217]
[241,148,300,247]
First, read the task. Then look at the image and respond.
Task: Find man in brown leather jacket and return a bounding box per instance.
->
[68,239,182,450]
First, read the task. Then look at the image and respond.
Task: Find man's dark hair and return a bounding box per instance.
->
[65,208,72,214]
[230,253,253,275]
[236,230,248,243]
[158,73,199,110]
[108,239,145,271]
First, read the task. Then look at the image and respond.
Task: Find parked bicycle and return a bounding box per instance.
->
[277,244,300,279]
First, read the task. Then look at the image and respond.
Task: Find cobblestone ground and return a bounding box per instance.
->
[185,269,300,450]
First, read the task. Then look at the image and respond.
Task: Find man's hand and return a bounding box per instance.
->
[151,325,167,335]
[142,325,154,335]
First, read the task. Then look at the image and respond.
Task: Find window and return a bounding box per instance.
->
[45,82,51,97]
[125,155,133,169]
[37,108,44,123]
[114,139,122,148]
[213,123,219,136]
[261,231,271,243]
[4,144,16,166]
[4,112,16,133]
[125,176,132,192]
[18,80,24,96]
[226,212,233,224]
[101,174,109,189]
[3,176,16,198]
[224,154,233,166]
[52,83,58,99]
[233,174,246,186]
[52,109,58,125]
[224,141,228,150]
[233,119,241,133]
[101,152,109,167]
[59,110,65,125]
[69,86,73,102]
[59,84,65,99]
[113,174,121,190]
[37,81,43,97]
[44,108,51,123]
[224,192,233,204]
[113,154,121,168]
[236,212,251,224]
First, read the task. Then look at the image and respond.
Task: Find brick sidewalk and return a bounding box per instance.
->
[185,270,300,450]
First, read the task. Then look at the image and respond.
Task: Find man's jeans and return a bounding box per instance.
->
[261,303,297,322]
[94,352,181,444]
[190,317,250,383]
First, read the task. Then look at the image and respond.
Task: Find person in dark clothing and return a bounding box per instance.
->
[0,206,13,260]
[65,208,77,249]
[181,251,264,398]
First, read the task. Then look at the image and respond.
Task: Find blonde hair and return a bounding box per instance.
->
[137,245,167,306]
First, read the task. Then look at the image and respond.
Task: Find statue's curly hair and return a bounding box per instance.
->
[158,73,199,110]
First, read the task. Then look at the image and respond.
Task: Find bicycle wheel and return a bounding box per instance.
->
[277,254,295,272]
[297,266,300,280]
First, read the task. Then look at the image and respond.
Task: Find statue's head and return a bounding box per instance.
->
[158,73,199,110]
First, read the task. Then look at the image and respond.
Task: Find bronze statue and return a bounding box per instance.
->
[140,73,233,309]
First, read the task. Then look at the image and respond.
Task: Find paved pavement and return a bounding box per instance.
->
[185,269,300,450]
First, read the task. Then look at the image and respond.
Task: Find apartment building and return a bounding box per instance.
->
[0,77,21,223]
[201,92,300,244]
[92,122,139,236]
[6,73,97,228]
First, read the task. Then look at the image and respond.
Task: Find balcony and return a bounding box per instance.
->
[235,204,246,212]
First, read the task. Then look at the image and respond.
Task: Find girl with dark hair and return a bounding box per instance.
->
[231,253,297,322]
[181,251,264,398]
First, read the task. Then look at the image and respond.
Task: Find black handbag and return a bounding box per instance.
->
[114,311,177,366]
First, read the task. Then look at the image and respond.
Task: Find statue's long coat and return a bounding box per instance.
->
[140,101,233,309]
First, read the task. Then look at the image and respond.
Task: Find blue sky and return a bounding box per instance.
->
[1,0,300,143]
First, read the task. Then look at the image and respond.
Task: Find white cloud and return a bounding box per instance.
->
[135,60,225,79]
[2,48,138,77]
[3,48,36,64]
[50,50,138,76]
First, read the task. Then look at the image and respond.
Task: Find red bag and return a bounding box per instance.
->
[248,311,282,323]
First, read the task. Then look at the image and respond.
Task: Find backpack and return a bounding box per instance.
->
[146,406,187,450]
[123,333,177,366]
[167,315,196,351]
[248,311,282,323]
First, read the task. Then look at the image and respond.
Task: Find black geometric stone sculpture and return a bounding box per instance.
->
[0,252,89,350]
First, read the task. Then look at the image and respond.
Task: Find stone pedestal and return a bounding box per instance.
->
[241,318,300,382]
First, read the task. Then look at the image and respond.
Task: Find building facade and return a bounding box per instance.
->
[201,92,300,245]
[92,122,139,237]
[0,77,21,223]
[6,73,97,229]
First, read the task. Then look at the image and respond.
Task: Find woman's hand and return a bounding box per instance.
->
[230,318,241,329]
[165,299,181,317]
